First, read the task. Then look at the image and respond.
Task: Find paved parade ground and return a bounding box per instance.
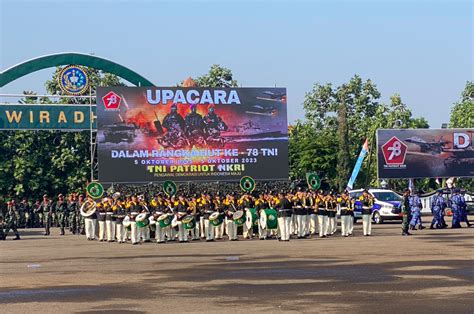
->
[1,218,473,313]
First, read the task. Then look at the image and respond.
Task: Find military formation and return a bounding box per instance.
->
[1,187,470,242]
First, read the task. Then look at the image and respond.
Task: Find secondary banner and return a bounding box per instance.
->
[377,128,474,178]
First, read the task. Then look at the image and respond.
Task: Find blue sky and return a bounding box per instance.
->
[1,0,472,128]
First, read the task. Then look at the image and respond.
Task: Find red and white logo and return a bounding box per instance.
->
[381,136,407,165]
[102,91,121,110]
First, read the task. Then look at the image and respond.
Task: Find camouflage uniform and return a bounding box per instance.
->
[55,195,68,235]
[3,203,20,240]
[39,197,53,235]
[401,191,411,236]
[77,195,86,235]
[68,197,78,234]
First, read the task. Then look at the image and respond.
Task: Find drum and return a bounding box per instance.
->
[259,208,278,230]
[182,215,196,230]
[149,216,156,231]
[209,212,224,226]
[123,215,131,231]
[245,208,259,230]
[157,214,171,228]
[233,210,246,226]
[136,213,149,228]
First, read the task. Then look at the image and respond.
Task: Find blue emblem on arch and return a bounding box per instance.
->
[58,65,89,95]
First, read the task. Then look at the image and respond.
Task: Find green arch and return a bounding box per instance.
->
[0,52,155,87]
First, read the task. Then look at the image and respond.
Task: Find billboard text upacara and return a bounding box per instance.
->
[377,129,474,178]
[97,87,289,182]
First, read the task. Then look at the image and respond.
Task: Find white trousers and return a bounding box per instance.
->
[85,218,96,239]
[296,215,306,237]
[328,216,337,235]
[98,220,106,240]
[144,227,150,241]
[155,225,166,242]
[116,223,126,242]
[137,226,147,242]
[130,221,138,244]
[189,223,200,240]
[215,222,224,239]
[309,214,317,234]
[226,217,237,240]
[362,214,372,235]
[204,219,214,240]
[305,213,311,235]
[177,221,188,242]
[278,216,292,241]
[348,215,354,234]
[340,215,351,236]
[318,215,328,237]
[106,220,116,241]
[290,215,297,235]
[243,222,252,239]
[199,217,205,238]
[164,226,174,241]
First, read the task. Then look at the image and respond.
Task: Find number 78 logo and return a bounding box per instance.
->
[381,136,407,165]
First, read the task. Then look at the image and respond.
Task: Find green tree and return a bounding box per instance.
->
[297,75,429,191]
[194,64,239,88]
[449,81,474,191]
[450,81,474,128]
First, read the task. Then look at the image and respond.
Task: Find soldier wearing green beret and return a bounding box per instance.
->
[3,201,20,240]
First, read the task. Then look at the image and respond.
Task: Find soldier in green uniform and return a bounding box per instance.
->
[3,201,21,240]
[401,188,411,236]
[76,194,86,235]
[39,194,53,235]
[68,193,78,234]
[55,194,68,235]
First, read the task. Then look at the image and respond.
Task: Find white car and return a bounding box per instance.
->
[349,189,403,224]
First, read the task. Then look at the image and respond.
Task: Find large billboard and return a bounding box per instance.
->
[377,128,474,178]
[97,87,288,183]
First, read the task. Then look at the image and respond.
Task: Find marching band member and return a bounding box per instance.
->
[114,200,127,243]
[197,193,206,239]
[255,194,268,240]
[338,191,352,237]
[361,189,374,236]
[277,192,292,241]
[239,193,254,239]
[97,199,107,242]
[294,191,307,239]
[316,190,328,238]
[224,194,238,241]
[267,193,280,238]
[308,191,318,236]
[176,195,189,243]
[139,196,151,242]
[127,196,140,245]
[202,194,215,242]
[152,195,167,244]
[105,198,116,242]
[213,194,225,240]
[189,196,200,241]
[326,192,337,235]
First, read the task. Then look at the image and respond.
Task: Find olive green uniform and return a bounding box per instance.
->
[3,206,20,240]
[402,195,411,235]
